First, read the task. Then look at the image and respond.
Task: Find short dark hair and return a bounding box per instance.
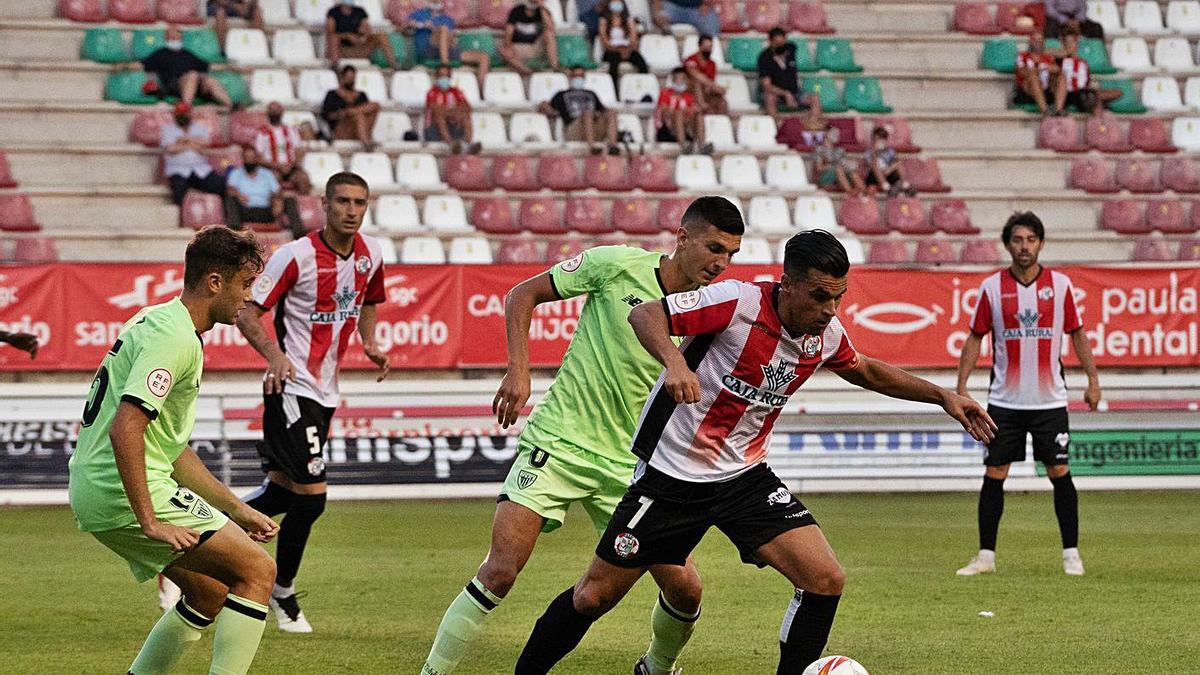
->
[768,27,786,39]
[184,226,264,289]
[681,196,745,235]
[339,64,357,78]
[325,171,370,200]
[671,66,687,76]
[871,126,889,139]
[1001,211,1045,244]
[698,34,713,44]
[783,229,850,279]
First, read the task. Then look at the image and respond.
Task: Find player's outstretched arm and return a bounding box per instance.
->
[0,330,38,358]
[837,355,997,443]
[629,302,700,404]
[357,304,390,382]
[493,272,560,428]
[956,332,983,397]
[1069,328,1101,411]
[171,448,279,543]
[236,303,294,395]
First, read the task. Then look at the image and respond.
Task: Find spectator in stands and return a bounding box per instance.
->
[1053,30,1121,117]
[540,66,619,155]
[321,64,380,149]
[798,96,826,145]
[406,0,490,82]
[140,25,236,111]
[161,102,225,205]
[1043,0,1104,40]
[208,0,264,49]
[656,67,712,154]
[425,64,482,154]
[499,0,560,76]
[758,27,807,121]
[577,0,602,41]
[224,145,303,236]
[651,0,719,37]
[683,34,727,114]
[864,126,914,197]
[256,101,313,197]
[812,125,864,195]
[326,0,399,69]
[598,0,649,90]
[1014,33,1059,116]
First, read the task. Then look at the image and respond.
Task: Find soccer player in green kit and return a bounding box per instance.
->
[421,197,744,675]
[69,226,281,675]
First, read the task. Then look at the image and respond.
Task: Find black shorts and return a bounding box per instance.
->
[655,125,693,143]
[596,463,818,569]
[257,392,336,484]
[985,405,1070,467]
[864,168,901,187]
[1013,88,1049,105]
[1065,90,1097,112]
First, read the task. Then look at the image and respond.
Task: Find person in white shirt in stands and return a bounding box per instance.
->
[161,101,225,205]
[255,101,313,200]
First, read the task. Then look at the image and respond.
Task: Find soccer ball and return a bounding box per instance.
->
[803,655,869,675]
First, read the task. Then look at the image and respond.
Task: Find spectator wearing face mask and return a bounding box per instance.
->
[651,0,719,37]
[207,0,264,48]
[864,126,914,197]
[499,0,560,76]
[758,27,807,121]
[656,67,711,155]
[224,145,304,236]
[812,125,864,195]
[425,64,481,154]
[161,101,225,205]
[139,24,236,111]
[683,34,726,114]
[326,0,399,69]
[321,64,381,149]
[539,66,620,155]
[599,0,649,90]
[255,101,314,198]
[406,0,490,82]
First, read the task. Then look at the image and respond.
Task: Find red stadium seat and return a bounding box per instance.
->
[1069,157,1119,193]
[838,195,885,235]
[1037,117,1086,152]
[191,108,227,146]
[295,195,326,232]
[887,196,934,234]
[960,239,1001,264]
[444,0,480,27]
[492,155,539,192]
[1161,157,1200,194]
[129,109,172,147]
[642,231,678,254]
[207,146,242,176]
[1179,238,1200,260]
[520,198,565,234]
[746,0,781,32]
[0,152,18,188]
[901,158,951,193]
[564,196,610,234]
[1116,158,1162,194]
[157,0,203,24]
[1146,200,1188,233]
[715,0,746,32]
[59,0,106,22]
[228,110,269,148]
[545,237,588,263]
[497,238,544,264]
[929,199,979,234]
[613,198,658,234]
[0,195,40,232]
[1190,203,1200,232]
[1100,200,1147,234]
[657,198,692,232]
[631,155,677,192]
[537,155,585,191]
[995,2,1037,34]
[827,117,865,152]
[387,0,421,24]
[1129,118,1178,153]
[1131,237,1173,262]
[1085,113,1133,153]
[11,237,59,263]
[954,3,1001,34]
[585,156,632,192]
[478,0,513,28]
[109,0,156,23]
[445,155,493,191]
[870,116,920,152]
[789,2,835,34]
[867,240,909,264]
[914,238,957,265]
[470,197,518,234]
[179,192,224,229]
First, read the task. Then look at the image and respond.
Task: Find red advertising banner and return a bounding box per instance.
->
[1,263,1196,370]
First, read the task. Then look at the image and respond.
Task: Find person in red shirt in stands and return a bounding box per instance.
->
[682,34,726,114]
[656,67,711,155]
[1013,33,1059,116]
[424,64,481,155]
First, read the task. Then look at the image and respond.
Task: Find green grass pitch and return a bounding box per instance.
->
[3,491,1199,673]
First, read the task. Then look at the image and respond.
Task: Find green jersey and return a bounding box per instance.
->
[69,297,205,532]
[522,246,678,466]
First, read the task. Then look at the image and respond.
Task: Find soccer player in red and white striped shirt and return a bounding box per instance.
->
[515,230,996,674]
[956,211,1100,578]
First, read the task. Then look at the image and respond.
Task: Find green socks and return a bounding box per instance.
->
[129,600,212,675]
[646,593,701,674]
[421,577,503,675]
[208,594,268,675]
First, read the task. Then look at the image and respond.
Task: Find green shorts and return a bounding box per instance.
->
[499,438,636,534]
[90,487,229,583]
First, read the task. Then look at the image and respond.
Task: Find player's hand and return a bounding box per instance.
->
[941,391,997,443]
[1084,381,1101,411]
[231,504,280,543]
[493,368,531,429]
[664,363,701,404]
[363,343,391,382]
[263,354,295,395]
[142,520,201,553]
[2,332,39,358]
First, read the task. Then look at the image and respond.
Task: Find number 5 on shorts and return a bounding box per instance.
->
[627,496,654,529]
[305,426,321,455]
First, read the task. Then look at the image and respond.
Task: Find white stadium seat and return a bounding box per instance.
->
[375,195,424,232]
[619,73,660,103]
[302,152,344,189]
[272,29,318,65]
[639,34,682,70]
[735,237,773,264]
[377,236,399,264]
[294,0,334,27]
[1142,76,1186,111]
[509,112,555,146]
[1124,0,1168,34]
[355,69,390,103]
[373,112,415,146]
[1167,1,1200,33]
[401,236,445,263]
[544,0,566,26]
[396,153,447,189]
[472,112,510,148]
[765,155,813,192]
[225,28,272,65]
[259,0,295,24]
[297,69,338,106]
[448,236,494,263]
[1086,1,1126,35]
[422,195,470,232]
[529,72,569,105]
[737,114,784,150]
[483,72,527,106]
[617,113,646,143]
[250,69,297,104]
[584,72,618,107]
[1110,37,1154,72]
[356,0,391,27]
[282,110,317,131]
[391,70,433,107]
[747,196,793,234]
[1184,76,1200,108]
[718,155,765,190]
[349,152,397,189]
[673,154,719,190]
[716,73,753,110]
[1153,37,1196,71]
[451,70,482,106]
[702,114,736,151]
[839,235,866,264]
[681,34,725,68]
[1171,116,1200,150]
[793,195,839,231]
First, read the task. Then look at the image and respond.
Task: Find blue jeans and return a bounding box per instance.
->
[660,2,719,35]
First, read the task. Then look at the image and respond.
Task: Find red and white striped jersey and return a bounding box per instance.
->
[252,231,386,407]
[632,280,860,482]
[1015,52,1054,89]
[1061,56,1090,92]
[970,268,1083,410]
[254,123,302,166]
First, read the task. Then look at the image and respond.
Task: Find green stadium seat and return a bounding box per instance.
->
[728,36,763,72]
[457,30,502,67]
[1045,38,1062,51]
[104,71,158,104]
[557,34,597,69]
[802,76,847,112]
[210,70,251,105]
[815,38,863,73]
[131,28,166,61]
[790,38,819,73]
[81,28,129,63]
[372,33,411,68]
[1078,38,1117,75]
[845,76,892,113]
[1103,79,1147,114]
[183,29,225,64]
[979,38,1017,73]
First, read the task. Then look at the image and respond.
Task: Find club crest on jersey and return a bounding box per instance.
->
[517,470,538,489]
[614,532,640,558]
[560,253,584,273]
[1038,286,1054,301]
[674,290,702,310]
[355,255,371,275]
[253,274,273,296]
[800,334,822,358]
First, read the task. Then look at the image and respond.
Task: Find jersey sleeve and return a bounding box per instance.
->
[664,279,741,336]
[822,324,860,373]
[364,261,386,305]
[1062,281,1083,333]
[547,245,631,299]
[119,330,198,420]
[252,245,299,310]
[969,283,993,336]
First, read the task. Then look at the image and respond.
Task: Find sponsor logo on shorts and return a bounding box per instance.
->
[355,255,372,274]
[560,253,584,273]
[673,290,701,310]
[307,457,326,477]
[614,532,640,558]
[146,368,172,397]
[517,469,538,489]
[785,509,811,520]
[767,487,793,506]
[1056,432,1070,448]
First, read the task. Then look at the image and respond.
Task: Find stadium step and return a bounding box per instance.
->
[4,147,156,186]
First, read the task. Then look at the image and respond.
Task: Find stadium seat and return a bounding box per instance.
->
[483,72,527,106]
[1172,116,1200,150]
[930,199,979,234]
[619,74,660,104]
[128,109,171,147]
[980,39,1018,73]
[1181,237,1200,260]
[1131,117,1179,152]
[702,115,737,152]
[564,197,610,234]
[273,30,318,66]
[60,0,106,22]
[472,112,509,148]
[764,155,813,192]
[356,0,390,26]
[732,237,770,264]
[529,72,569,104]
[1146,199,1189,232]
[207,144,242,176]
[423,195,471,232]
[373,111,415,147]
[745,0,781,32]
[959,239,1000,264]
[302,152,344,189]
[1167,0,1200,33]
[375,195,423,233]
[129,28,166,61]
[1116,158,1163,193]
[250,69,297,105]
[716,74,753,110]
[914,238,957,265]
[727,37,764,73]
[400,236,445,263]
[631,155,677,192]
[954,3,1001,34]
[9,237,59,263]
[649,198,688,233]
[353,69,389,103]
[470,196,517,233]
[478,0,513,28]
[543,0,568,28]
[0,153,15,189]
[1037,117,1087,152]
[789,1,835,33]
[674,155,719,190]
[492,154,539,191]
[995,2,1035,34]
[450,71,484,106]
[617,113,647,143]
[737,115,784,150]
[448,236,493,263]
[557,34,597,69]
[585,156,632,191]
[1085,113,1134,152]
[1154,38,1195,72]
[901,158,951,193]
[1069,157,1120,193]
[390,70,433,107]
[867,240,909,264]
[826,117,865,152]
[612,198,657,234]
[260,0,294,23]
[719,155,765,190]
[209,71,251,106]
[225,28,272,65]
[183,29,224,63]
[228,110,268,147]
[545,237,589,263]
[104,71,157,104]
[1125,0,1168,34]
[294,0,334,26]
[372,33,411,69]
[282,111,318,134]
[110,0,155,23]
[1142,76,1185,111]
[837,195,885,235]
[538,154,585,191]
[681,35,726,69]
[713,0,745,32]
[1162,157,1200,193]
[396,153,446,190]
[871,117,920,152]
[887,196,933,234]
[444,155,492,191]
[640,34,681,71]
[288,195,322,232]
[1087,1,1126,35]
[794,195,839,231]
[520,198,566,234]
[0,194,40,232]
[845,77,892,113]
[1100,199,1148,233]
[189,109,225,145]
[1183,77,1200,112]
[583,72,618,107]
[815,38,862,73]
[297,69,338,106]
[802,76,847,112]
[1105,79,1148,113]
[177,192,223,230]
[81,28,129,63]
[1131,236,1174,261]
[497,237,544,263]
[747,196,793,234]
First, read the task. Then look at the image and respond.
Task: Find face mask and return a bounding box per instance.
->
[267,113,283,125]
[437,77,452,89]
[174,115,190,127]
[874,142,887,151]
[339,0,355,4]
[672,81,688,92]
[609,1,623,11]
[166,39,183,50]
[826,130,839,145]
[571,77,586,89]
[774,44,788,55]
[244,162,259,171]
[429,2,443,9]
